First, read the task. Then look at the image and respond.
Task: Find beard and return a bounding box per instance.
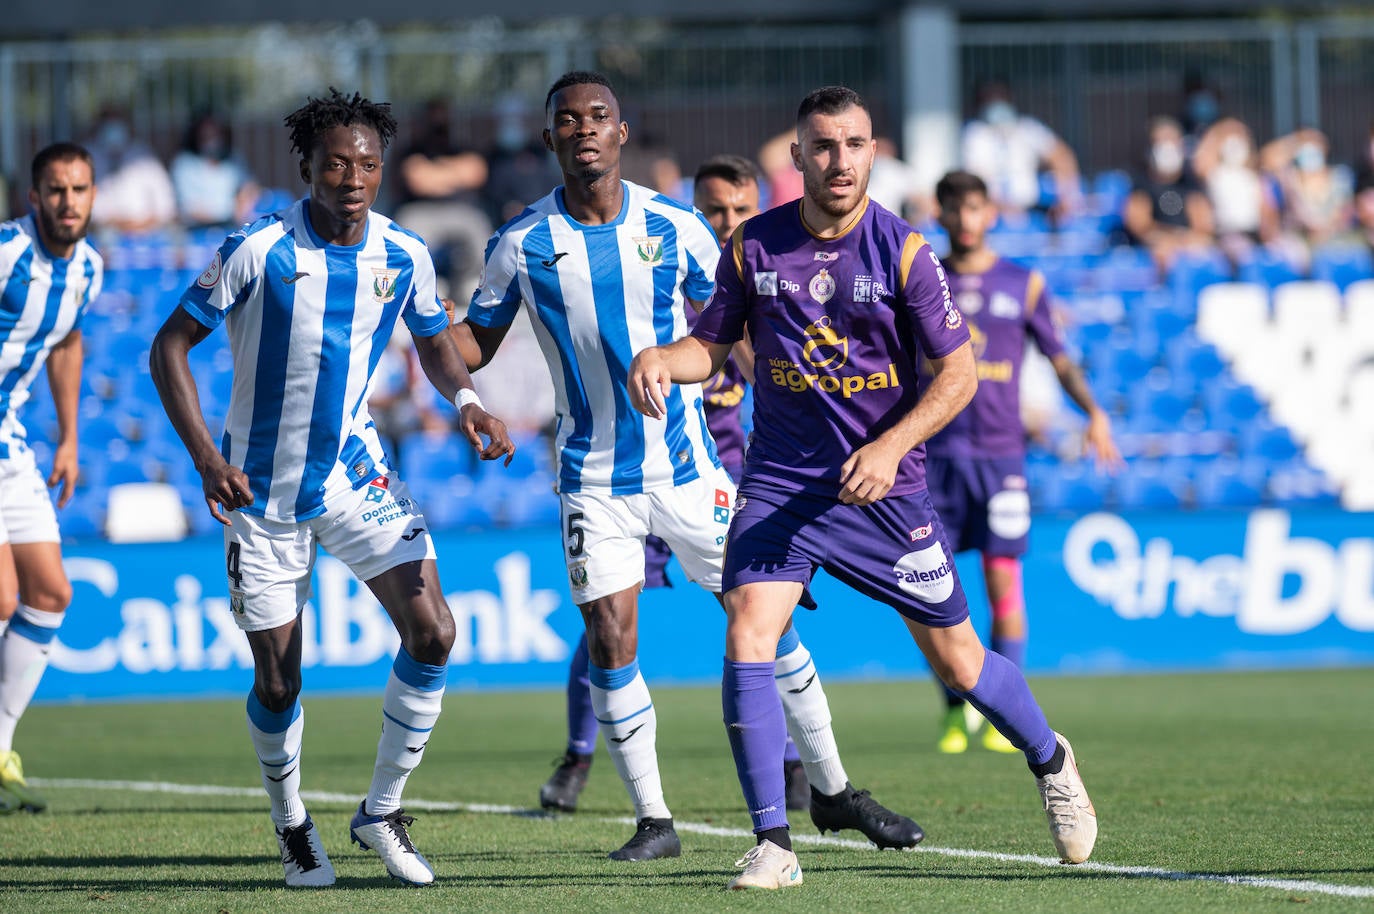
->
[803,169,869,218]
[37,207,88,248]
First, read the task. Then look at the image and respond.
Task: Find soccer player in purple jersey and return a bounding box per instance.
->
[630,87,1098,889]
[540,155,815,816]
[926,170,1122,755]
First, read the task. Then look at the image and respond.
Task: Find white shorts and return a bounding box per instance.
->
[0,459,60,545]
[560,466,735,604]
[224,472,436,632]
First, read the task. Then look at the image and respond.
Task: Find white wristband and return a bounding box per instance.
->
[455,387,483,412]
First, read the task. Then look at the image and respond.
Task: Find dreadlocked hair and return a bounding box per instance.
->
[283,88,398,158]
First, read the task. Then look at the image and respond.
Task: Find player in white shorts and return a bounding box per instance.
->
[149,90,514,888]
[0,142,103,815]
[450,72,921,862]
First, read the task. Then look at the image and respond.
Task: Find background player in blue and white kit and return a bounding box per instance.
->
[453,72,918,862]
[150,90,514,888]
[926,170,1122,754]
[0,143,102,815]
[631,86,1097,889]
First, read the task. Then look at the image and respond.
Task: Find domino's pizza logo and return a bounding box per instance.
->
[713,488,731,524]
[365,476,389,503]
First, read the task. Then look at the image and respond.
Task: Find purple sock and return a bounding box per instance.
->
[723,659,789,834]
[566,633,598,755]
[962,649,1056,765]
[991,635,1026,671]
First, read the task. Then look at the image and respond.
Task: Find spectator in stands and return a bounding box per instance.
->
[1178,70,1223,158]
[1123,116,1216,274]
[369,332,452,470]
[1192,117,1281,271]
[758,128,803,207]
[960,77,1082,222]
[169,111,260,231]
[85,106,176,236]
[484,95,561,226]
[1356,122,1374,253]
[867,137,926,223]
[393,99,491,296]
[1260,127,1355,268]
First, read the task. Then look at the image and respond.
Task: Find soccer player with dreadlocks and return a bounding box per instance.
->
[150,89,515,887]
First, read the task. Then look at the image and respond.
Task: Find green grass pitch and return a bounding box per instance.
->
[1,668,1371,912]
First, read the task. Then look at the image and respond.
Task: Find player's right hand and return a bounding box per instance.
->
[628,347,673,419]
[460,405,516,466]
[202,461,254,526]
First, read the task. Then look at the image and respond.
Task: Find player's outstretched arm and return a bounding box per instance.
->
[1049,352,1123,472]
[629,336,732,419]
[149,307,252,525]
[839,341,977,506]
[412,328,515,465]
[44,329,82,508]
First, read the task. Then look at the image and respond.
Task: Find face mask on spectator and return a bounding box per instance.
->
[1221,135,1250,167]
[1151,142,1184,176]
[982,101,1017,127]
[1294,143,1325,173]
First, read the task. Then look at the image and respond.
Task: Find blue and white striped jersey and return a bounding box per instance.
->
[468,181,721,495]
[0,215,102,463]
[179,198,448,522]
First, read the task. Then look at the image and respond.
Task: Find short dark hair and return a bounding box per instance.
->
[545,71,617,112]
[935,170,989,209]
[283,88,398,159]
[31,142,94,188]
[694,154,760,188]
[796,86,869,126]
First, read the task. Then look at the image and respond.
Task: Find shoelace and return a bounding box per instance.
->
[734,844,766,868]
[847,788,896,823]
[381,810,419,853]
[1040,778,1081,827]
[280,822,322,870]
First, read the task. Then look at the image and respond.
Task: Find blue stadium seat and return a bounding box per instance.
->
[1239,420,1301,462]
[1193,459,1267,509]
[1170,250,1233,309]
[1237,247,1304,288]
[1202,378,1265,432]
[1267,460,1340,508]
[1032,463,1110,513]
[1164,334,1226,382]
[398,431,478,484]
[1310,245,1373,292]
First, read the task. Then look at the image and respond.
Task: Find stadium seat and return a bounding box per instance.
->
[1345,279,1374,347]
[1164,334,1225,382]
[1195,282,1270,358]
[1201,378,1265,432]
[1193,459,1266,509]
[1170,249,1233,305]
[105,482,189,543]
[1114,460,1185,510]
[1271,280,1343,349]
[1267,460,1340,508]
[1311,245,1374,291]
[1239,420,1301,462]
[1237,248,1304,288]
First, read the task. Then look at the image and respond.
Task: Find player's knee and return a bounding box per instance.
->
[25,581,72,614]
[0,592,17,621]
[405,610,456,665]
[254,675,301,712]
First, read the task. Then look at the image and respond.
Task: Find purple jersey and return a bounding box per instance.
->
[923,258,1066,458]
[693,199,967,497]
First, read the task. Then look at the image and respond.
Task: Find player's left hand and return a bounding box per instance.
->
[838,440,903,506]
[46,441,79,509]
[1083,410,1124,473]
[460,404,516,466]
[628,347,673,419]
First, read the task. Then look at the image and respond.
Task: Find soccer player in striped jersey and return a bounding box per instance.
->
[150,90,514,888]
[630,86,1097,889]
[453,72,919,863]
[0,143,102,815]
[925,170,1121,755]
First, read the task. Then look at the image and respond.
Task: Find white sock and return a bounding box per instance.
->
[776,635,849,795]
[590,659,669,821]
[246,693,306,829]
[367,649,446,816]
[0,606,63,753]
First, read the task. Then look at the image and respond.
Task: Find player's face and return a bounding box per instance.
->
[938,190,996,256]
[29,157,95,258]
[693,176,760,246]
[301,123,383,238]
[544,83,628,182]
[792,106,876,221]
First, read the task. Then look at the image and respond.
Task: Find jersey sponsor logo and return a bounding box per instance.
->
[945,308,963,330]
[809,267,836,304]
[714,488,731,522]
[909,522,933,541]
[365,476,390,504]
[755,271,778,296]
[196,252,223,289]
[927,248,959,328]
[372,268,400,303]
[814,251,840,262]
[767,357,898,398]
[540,251,569,267]
[893,542,955,603]
[801,316,848,370]
[988,489,1031,540]
[633,236,663,265]
[851,274,890,304]
[400,527,426,542]
[990,290,1022,319]
[281,271,309,285]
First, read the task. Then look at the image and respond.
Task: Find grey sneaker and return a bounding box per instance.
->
[726,839,804,890]
[1035,733,1098,864]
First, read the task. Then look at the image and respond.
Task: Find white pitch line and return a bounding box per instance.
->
[31,778,1374,900]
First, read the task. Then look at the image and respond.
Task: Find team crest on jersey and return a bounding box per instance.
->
[755,272,778,296]
[713,488,731,524]
[633,236,664,265]
[372,268,400,303]
[809,268,836,304]
[229,590,246,615]
[990,291,1021,319]
[569,561,589,589]
[365,476,389,503]
[197,252,223,289]
[957,290,983,314]
[67,277,89,305]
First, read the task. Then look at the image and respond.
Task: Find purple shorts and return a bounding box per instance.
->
[723,480,969,627]
[925,455,1031,557]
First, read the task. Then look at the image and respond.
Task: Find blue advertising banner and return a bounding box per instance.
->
[38,506,1374,703]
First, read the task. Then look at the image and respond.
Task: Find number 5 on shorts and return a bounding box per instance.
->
[566,511,585,557]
